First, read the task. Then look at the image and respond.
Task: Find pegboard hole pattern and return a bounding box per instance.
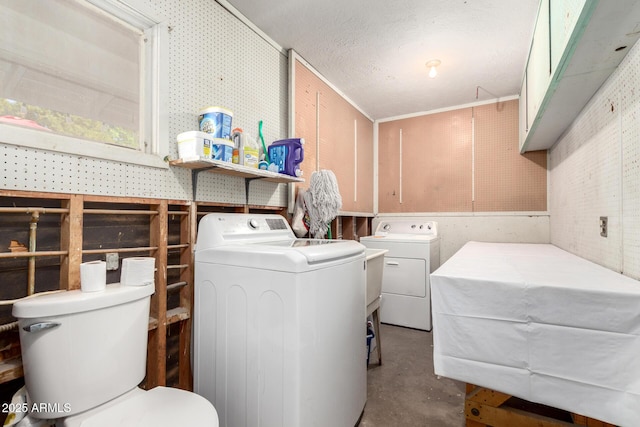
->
[3,145,82,194]
[0,0,288,207]
[161,0,287,157]
[550,39,640,280]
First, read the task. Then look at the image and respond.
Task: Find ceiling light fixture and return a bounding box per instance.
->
[426,59,441,78]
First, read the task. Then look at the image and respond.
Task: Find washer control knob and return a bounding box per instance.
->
[383,224,391,231]
[419,224,424,229]
[411,224,416,229]
[248,219,259,229]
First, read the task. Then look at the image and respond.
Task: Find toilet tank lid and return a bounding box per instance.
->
[12,283,154,319]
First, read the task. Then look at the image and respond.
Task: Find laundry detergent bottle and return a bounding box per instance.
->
[267,138,304,177]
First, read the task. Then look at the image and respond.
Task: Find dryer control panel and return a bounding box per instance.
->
[374,220,438,237]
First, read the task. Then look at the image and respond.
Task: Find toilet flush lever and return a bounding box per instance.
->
[23,321,60,333]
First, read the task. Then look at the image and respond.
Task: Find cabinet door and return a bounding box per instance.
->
[550,0,586,75]
[519,72,528,151]
[526,0,551,128]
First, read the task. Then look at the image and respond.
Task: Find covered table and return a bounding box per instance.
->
[430,242,640,427]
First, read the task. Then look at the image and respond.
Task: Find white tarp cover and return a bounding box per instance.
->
[430,241,640,427]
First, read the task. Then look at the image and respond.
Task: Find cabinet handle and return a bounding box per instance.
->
[386,261,400,266]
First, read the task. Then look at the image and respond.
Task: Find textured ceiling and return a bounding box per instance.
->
[223,0,540,120]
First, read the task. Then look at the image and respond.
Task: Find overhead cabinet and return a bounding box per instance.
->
[523,0,551,140]
[519,0,640,153]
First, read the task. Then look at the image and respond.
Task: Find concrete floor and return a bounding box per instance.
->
[360,324,466,427]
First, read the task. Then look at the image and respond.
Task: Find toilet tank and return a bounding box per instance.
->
[12,283,154,419]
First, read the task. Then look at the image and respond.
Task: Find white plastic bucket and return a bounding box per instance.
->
[176,131,212,160]
[198,106,233,139]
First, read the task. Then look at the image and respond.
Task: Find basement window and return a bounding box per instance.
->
[0,0,168,168]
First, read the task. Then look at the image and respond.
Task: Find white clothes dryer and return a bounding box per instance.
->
[194,213,366,427]
[360,219,440,331]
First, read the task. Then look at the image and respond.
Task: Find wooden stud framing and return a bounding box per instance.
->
[465,384,617,427]
[355,217,371,240]
[61,195,83,290]
[0,192,198,392]
[0,191,293,392]
[342,216,355,240]
[178,202,195,390]
[146,200,168,388]
[330,217,340,239]
[327,215,373,241]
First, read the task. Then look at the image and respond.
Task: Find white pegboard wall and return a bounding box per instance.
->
[195,171,246,205]
[549,94,621,271]
[550,39,640,280]
[2,144,81,194]
[247,180,288,207]
[154,0,288,206]
[618,40,640,280]
[0,0,288,207]
[0,143,195,199]
[194,171,288,206]
[161,0,287,157]
[123,162,192,200]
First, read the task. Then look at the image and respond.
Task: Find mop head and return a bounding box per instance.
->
[303,170,342,238]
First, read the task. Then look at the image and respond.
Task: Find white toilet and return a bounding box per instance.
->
[12,283,219,426]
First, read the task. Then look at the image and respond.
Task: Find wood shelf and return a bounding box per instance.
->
[170,157,302,183]
[166,307,190,325]
[170,158,304,205]
[331,214,373,241]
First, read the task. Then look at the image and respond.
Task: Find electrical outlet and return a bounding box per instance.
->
[106,252,119,270]
[600,216,608,237]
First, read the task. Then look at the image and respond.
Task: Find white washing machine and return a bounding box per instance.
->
[194,213,366,427]
[360,219,440,331]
